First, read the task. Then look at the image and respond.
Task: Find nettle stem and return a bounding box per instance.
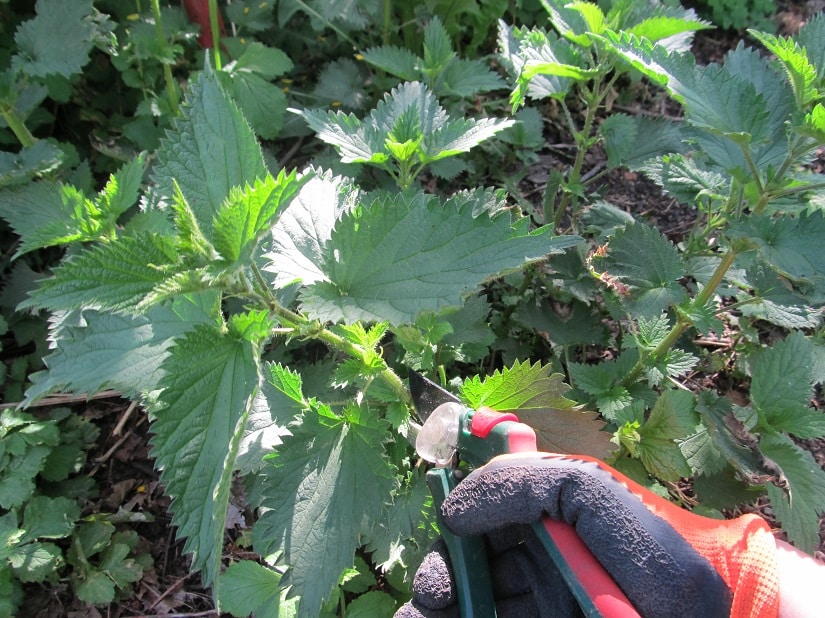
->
[207,0,222,71]
[264,293,413,410]
[621,248,738,388]
[150,0,180,116]
[1,108,36,148]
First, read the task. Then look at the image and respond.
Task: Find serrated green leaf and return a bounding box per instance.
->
[298,82,513,168]
[731,211,825,301]
[13,0,99,78]
[0,182,90,257]
[149,323,261,588]
[761,432,825,553]
[265,169,359,288]
[796,13,825,80]
[626,15,711,45]
[153,68,267,241]
[596,31,691,92]
[253,404,397,616]
[749,332,825,438]
[679,297,724,336]
[0,141,64,188]
[24,298,216,405]
[346,590,397,617]
[635,314,670,348]
[423,116,515,162]
[219,560,297,618]
[96,154,146,222]
[637,390,696,480]
[297,108,377,163]
[507,26,583,108]
[460,359,577,411]
[24,233,178,313]
[218,70,288,140]
[695,390,765,480]
[422,16,455,73]
[212,170,306,264]
[593,222,686,317]
[300,190,579,324]
[641,153,728,206]
[437,59,507,97]
[749,30,821,108]
[679,423,727,477]
[361,45,420,81]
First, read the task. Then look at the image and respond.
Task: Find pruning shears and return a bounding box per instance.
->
[409,370,640,618]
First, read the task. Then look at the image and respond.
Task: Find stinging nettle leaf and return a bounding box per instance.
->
[212,169,307,264]
[23,234,178,313]
[149,321,262,588]
[593,221,686,317]
[13,0,100,78]
[264,169,360,288]
[153,67,267,241]
[760,432,825,554]
[253,404,397,616]
[300,190,580,324]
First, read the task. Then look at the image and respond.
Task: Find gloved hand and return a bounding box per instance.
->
[397,453,780,618]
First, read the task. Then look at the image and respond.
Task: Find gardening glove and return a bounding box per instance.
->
[396,453,780,618]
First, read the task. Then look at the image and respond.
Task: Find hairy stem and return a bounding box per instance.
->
[1,108,36,148]
[208,0,222,70]
[150,0,180,116]
[264,293,413,410]
[621,248,738,388]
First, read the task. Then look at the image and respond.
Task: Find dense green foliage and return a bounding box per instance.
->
[0,0,824,616]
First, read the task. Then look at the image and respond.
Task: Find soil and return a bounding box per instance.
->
[10,3,825,615]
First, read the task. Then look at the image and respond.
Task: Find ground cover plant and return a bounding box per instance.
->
[0,0,824,616]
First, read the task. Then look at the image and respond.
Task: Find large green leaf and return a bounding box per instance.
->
[296,81,514,165]
[23,295,216,405]
[264,170,360,288]
[149,316,264,588]
[637,389,696,481]
[23,233,178,313]
[12,0,101,78]
[299,190,580,324]
[592,221,686,317]
[749,332,825,438]
[730,211,825,302]
[153,68,267,241]
[253,404,397,616]
[212,170,306,265]
[761,432,825,553]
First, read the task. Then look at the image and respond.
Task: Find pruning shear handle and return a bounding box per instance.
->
[410,373,639,618]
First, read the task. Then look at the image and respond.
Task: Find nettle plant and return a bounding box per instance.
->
[0,64,587,614]
[506,0,825,551]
